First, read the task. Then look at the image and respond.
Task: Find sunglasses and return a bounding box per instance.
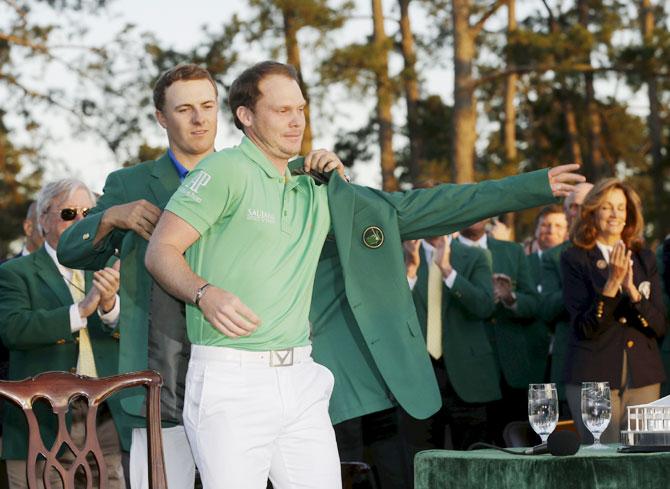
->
[59,207,90,221]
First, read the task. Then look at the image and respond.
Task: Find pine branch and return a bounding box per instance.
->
[472,0,507,36]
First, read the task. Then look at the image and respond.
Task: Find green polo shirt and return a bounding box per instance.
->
[165,137,331,350]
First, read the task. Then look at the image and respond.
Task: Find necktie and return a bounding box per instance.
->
[69,270,98,377]
[426,260,443,360]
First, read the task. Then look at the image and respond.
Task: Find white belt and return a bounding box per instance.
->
[190,344,312,367]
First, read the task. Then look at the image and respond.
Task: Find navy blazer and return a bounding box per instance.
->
[561,245,666,389]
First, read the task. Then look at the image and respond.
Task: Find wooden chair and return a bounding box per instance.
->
[502,420,541,448]
[0,370,167,489]
[340,461,379,489]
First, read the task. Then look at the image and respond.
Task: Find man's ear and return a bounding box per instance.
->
[236,106,253,128]
[155,110,167,129]
[23,219,33,237]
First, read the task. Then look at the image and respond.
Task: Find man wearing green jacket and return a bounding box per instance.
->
[402,234,497,455]
[526,205,568,382]
[57,63,219,489]
[0,179,125,489]
[458,220,540,443]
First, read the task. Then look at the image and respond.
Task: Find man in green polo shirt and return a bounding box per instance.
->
[145,61,346,489]
[146,59,584,489]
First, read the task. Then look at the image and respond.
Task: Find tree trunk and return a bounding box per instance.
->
[398,0,423,183]
[452,0,476,183]
[563,98,584,167]
[577,0,606,180]
[503,0,518,165]
[283,6,313,155]
[371,0,398,190]
[544,4,584,168]
[640,0,666,235]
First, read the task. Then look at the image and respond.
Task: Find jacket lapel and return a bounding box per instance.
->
[327,174,356,268]
[33,247,74,306]
[148,153,181,208]
[587,247,609,291]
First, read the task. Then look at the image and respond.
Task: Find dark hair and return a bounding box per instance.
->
[570,178,644,251]
[533,204,565,232]
[153,64,218,111]
[228,61,300,130]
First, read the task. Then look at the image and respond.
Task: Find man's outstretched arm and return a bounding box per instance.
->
[145,211,260,338]
[387,164,584,240]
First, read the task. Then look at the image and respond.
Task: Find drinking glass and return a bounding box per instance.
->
[581,381,611,449]
[528,383,559,443]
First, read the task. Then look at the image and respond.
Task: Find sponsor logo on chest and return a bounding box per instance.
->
[246,208,277,224]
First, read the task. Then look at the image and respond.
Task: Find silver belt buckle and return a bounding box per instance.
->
[270,348,294,367]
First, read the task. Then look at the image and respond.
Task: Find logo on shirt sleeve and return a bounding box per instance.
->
[179,171,212,203]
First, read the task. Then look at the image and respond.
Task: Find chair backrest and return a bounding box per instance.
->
[340,461,378,489]
[502,420,540,448]
[0,370,167,489]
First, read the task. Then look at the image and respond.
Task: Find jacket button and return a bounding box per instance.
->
[627,340,635,348]
[112,331,120,340]
[69,368,77,374]
[56,339,66,345]
[619,317,627,325]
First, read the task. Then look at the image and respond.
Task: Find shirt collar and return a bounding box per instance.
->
[167,148,190,182]
[596,241,614,263]
[458,234,488,249]
[239,136,303,192]
[44,241,72,279]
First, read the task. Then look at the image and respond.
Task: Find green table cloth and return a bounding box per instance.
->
[415,445,670,489]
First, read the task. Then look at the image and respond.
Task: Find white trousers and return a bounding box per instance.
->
[129,424,196,489]
[184,344,342,489]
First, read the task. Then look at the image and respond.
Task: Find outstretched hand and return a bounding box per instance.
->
[547,164,585,197]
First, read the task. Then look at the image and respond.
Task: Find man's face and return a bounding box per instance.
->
[40,188,95,249]
[460,220,488,241]
[156,79,218,161]
[237,74,306,164]
[536,212,568,250]
[564,183,593,227]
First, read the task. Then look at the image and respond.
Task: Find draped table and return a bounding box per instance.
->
[415,445,670,489]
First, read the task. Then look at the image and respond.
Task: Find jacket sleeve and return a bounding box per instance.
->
[379,169,556,240]
[561,248,619,340]
[509,248,541,319]
[539,249,565,322]
[58,170,129,270]
[0,266,74,350]
[662,239,670,313]
[449,249,495,319]
[628,250,666,338]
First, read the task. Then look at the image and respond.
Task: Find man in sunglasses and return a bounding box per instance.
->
[0,178,125,489]
[57,63,217,489]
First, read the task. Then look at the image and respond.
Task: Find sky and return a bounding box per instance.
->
[9,0,652,193]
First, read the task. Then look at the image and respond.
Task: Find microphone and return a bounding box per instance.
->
[523,431,580,456]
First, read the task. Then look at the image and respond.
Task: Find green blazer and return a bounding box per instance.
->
[0,247,127,458]
[483,237,541,389]
[539,241,571,397]
[308,168,557,423]
[412,241,500,403]
[57,153,183,441]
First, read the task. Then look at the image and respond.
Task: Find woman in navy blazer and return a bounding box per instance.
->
[561,178,666,444]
